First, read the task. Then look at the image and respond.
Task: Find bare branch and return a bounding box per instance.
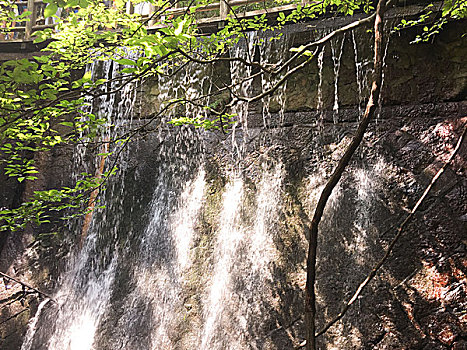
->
[176,48,274,74]
[276,12,376,77]
[0,271,56,303]
[304,0,388,348]
[237,52,317,104]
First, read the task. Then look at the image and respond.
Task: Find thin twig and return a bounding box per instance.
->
[258,316,302,341]
[0,271,56,303]
[275,11,376,77]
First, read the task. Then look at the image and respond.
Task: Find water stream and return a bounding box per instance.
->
[21,57,140,350]
[317,45,325,125]
[351,29,372,118]
[229,31,256,165]
[330,34,345,122]
[19,21,381,350]
[21,34,291,349]
[377,25,391,121]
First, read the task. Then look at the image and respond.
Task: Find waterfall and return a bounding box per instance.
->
[18,19,387,350]
[351,30,364,115]
[200,163,284,350]
[20,299,51,350]
[106,166,206,350]
[172,169,207,272]
[331,33,345,122]
[377,26,391,121]
[23,36,291,349]
[200,177,245,349]
[20,55,140,350]
[351,28,373,119]
[259,31,289,128]
[229,31,256,163]
[317,45,325,124]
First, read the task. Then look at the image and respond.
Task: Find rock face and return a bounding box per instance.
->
[0,10,466,350]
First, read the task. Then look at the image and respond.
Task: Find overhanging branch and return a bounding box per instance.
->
[304,0,387,348]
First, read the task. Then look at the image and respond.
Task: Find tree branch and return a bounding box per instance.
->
[0,271,56,303]
[276,12,376,77]
[304,0,387,348]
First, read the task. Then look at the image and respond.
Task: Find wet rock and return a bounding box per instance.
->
[1,9,467,350]
[421,313,463,346]
[422,341,448,350]
[419,160,459,196]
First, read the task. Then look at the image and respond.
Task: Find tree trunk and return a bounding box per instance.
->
[304,0,387,348]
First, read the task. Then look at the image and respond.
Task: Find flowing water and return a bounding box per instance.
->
[330,34,345,122]
[229,31,256,163]
[200,163,284,349]
[317,45,326,125]
[351,29,372,118]
[351,30,364,115]
[21,57,140,350]
[21,34,291,349]
[259,31,289,128]
[20,22,380,350]
[377,25,391,121]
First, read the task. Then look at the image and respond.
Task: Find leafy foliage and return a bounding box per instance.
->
[394,0,466,42]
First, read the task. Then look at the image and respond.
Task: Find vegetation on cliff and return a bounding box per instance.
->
[0,0,466,348]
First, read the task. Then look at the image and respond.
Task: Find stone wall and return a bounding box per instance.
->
[135,13,467,349]
[0,9,466,350]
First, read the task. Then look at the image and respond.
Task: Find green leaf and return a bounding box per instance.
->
[115,58,136,66]
[66,0,79,7]
[121,67,137,74]
[44,3,58,18]
[174,19,187,36]
[34,55,50,63]
[78,0,89,7]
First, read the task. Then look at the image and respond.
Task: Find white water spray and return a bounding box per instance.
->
[317,45,326,124]
[331,34,346,122]
[200,178,245,349]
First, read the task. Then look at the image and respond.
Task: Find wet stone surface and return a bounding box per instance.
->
[1,13,466,350]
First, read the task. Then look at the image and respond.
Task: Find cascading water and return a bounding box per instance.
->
[200,177,245,349]
[199,31,289,349]
[84,57,209,350]
[20,299,51,350]
[21,36,290,349]
[229,31,256,163]
[105,165,206,350]
[21,56,139,350]
[330,34,345,122]
[317,45,326,124]
[259,31,289,128]
[17,18,387,350]
[199,163,285,350]
[377,24,391,121]
[351,30,365,115]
